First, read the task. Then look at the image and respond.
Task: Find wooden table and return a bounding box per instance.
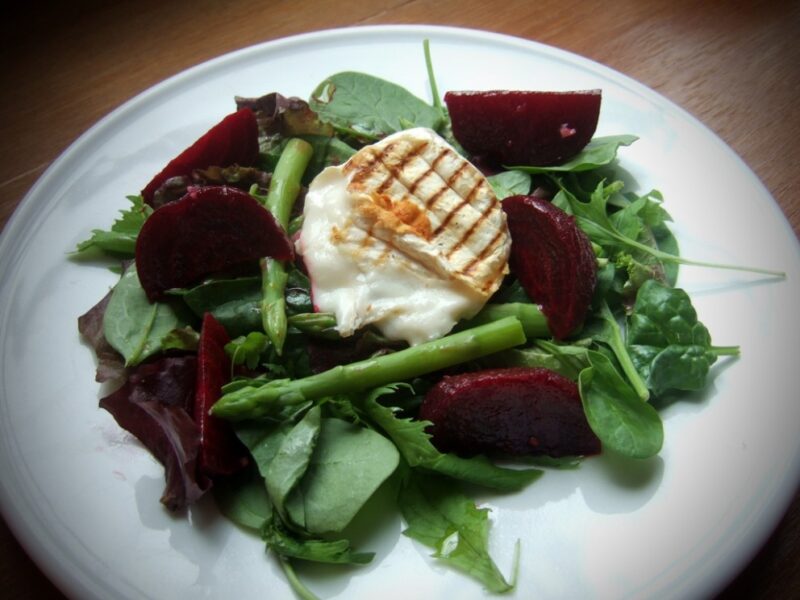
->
[2,1,798,598]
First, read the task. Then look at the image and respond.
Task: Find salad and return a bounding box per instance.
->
[73,42,782,598]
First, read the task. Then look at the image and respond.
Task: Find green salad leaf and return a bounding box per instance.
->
[627,280,739,397]
[74,194,151,257]
[309,71,444,141]
[266,405,322,524]
[214,467,273,532]
[263,515,374,565]
[285,417,400,534]
[103,263,191,366]
[487,170,532,199]
[399,470,515,593]
[513,135,637,173]
[362,386,542,492]
[578,350,664,459]
[181,276,262,337]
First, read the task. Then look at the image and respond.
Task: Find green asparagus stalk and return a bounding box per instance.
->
[465,303,550,339]
[212,316,527,421]
[259,138,314,355]
[287,312,339,339]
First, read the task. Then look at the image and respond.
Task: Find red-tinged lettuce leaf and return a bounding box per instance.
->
[135,185,294,302]
[99,355,210,511]
[152,165,273,207]
[502,195,597,340]
[141,108,259,207]
[195,313,249,477]
[77,290,126,383]
[235,92,333,139]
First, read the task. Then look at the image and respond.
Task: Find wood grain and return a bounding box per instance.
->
[1,1,798,598]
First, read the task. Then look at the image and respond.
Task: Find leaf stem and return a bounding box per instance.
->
[423,39,442,111]
[277,556,320,600]
[712,345,741,357]
[599,301,650,401]
[607,224,786,278]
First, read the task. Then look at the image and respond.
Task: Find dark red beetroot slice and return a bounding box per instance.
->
[135,185,294,302]
[444,90,600,166]
[141,108,259,206]
[419,367,600,458]
[194,313,248,477]
[502,195,596,339]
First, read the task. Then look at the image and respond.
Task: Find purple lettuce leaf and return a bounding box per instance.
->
[99,355,211,511]
[77,290,126,383]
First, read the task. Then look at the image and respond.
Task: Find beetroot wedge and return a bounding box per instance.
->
[419,367,600,458]
[141,108,259,206]
[503,195,596,339]
[194,313,248,477]
[444,90,600,166]
[135,185,294,301]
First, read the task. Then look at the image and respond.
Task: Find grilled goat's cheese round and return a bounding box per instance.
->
[297,127,510,346]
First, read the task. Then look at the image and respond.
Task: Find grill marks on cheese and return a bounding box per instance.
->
[342,131,507,296]
[299,127,510,346]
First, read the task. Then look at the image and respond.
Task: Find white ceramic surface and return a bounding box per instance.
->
[1,25,798,600]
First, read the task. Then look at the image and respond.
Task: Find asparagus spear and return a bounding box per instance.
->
[287,312,339,339]
[465,303,550,338]
[212,316,527,420]
[259,138,314,355]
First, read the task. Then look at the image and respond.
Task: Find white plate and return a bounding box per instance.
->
[1,25,799,600]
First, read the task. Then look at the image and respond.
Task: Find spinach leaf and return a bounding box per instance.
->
[103,264,191,366]
[180,268,312,338]
[487,170,531,199]
[309,71,444,141]
[514,135,637,173]
[285,417,400,535]
[627,280,739,396]
[231,417,375,568]
[578,350,663,459]
[214,466,273,532]
[266,405,321,524]
[234,420,290,473]
[362,386,542,491]
[398,470,514,593]
[181,276,262,337]
[74,195,151,257]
